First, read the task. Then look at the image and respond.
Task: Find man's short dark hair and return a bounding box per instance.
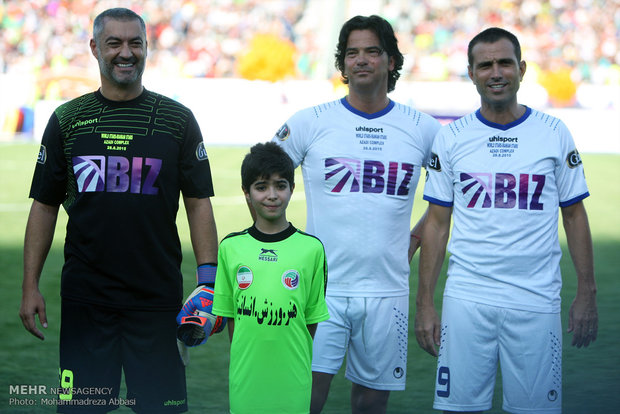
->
[467,27,522,66]
[93,8,146,43]
[241,142,295,190]
[335,15,404,93]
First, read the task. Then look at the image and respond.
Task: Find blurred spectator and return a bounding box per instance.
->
[1,0,618,101]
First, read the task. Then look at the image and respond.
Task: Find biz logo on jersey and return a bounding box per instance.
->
[325,158,414,195]
[282,270,299,290]
[566,149,582,169]
[72,155,161,194]
[460,172,545,210]
[259,248,278,262]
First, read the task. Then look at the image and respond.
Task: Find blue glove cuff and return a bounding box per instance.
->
[197,263,216,286]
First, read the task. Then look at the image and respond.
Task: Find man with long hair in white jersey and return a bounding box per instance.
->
[273,15,440,414]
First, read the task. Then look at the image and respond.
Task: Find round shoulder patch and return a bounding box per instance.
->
[236,266,253,290]
[566,149,582,169]
[282,269,300,290]
[275,123,291,141]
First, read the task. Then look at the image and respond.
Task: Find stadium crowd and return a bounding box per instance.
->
[0,0,619,97]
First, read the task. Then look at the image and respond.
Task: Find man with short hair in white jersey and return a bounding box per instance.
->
[273,15,440,414]
[415,27,598,414]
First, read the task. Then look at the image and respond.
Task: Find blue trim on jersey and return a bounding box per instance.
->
[475,106,532,130]
[423,195,453,207]
[559,191,590,207]
[340,97,395,119]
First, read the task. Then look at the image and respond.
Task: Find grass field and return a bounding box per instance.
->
[1,143,618,413]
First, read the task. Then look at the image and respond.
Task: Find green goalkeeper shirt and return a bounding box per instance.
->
[213,224,329,414]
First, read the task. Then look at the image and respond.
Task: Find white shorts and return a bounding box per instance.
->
[311,295,409,391]
[434,296,562,414]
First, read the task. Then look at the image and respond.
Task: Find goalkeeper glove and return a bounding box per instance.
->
[176,264,226,347]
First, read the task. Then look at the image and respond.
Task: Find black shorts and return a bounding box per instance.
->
[57,299,187,413]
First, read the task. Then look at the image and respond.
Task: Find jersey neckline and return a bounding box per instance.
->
[340,97,395,120]
[475,106,532,130]
[94,88,149,106]
[249,223,297,242]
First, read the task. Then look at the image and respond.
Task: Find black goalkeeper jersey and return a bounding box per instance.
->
[30,89,214,310]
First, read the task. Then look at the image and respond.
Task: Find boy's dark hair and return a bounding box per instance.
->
[335,15,403,93]
[241,142,295,190]
[467,27,522,66]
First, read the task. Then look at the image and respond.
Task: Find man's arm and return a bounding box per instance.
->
[561,201,597,348]
[20,200,60,340]
[414,203,451,357]
[408,208,428,262]
[183,196,218,265]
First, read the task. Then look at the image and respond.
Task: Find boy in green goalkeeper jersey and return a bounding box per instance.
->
[212,142,329,414]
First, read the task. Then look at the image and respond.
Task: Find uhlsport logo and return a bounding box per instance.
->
[72,155,161,194]
[325,158,414,195]
[236,266,253,289]
[282,270,300,290]
[259,248,278,262]
[460,172,545,210]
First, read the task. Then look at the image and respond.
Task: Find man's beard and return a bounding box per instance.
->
[98,56,145,87]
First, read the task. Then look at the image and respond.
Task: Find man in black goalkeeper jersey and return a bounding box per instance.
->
[19,8,217,413]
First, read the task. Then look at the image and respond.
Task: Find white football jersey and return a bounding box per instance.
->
[423,107,589,312]
[273,98,440,297]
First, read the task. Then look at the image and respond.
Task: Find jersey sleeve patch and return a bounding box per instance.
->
[565,149,582,169]
[196,141,208,161]
[275,123,291,141]
[428,152,441,171]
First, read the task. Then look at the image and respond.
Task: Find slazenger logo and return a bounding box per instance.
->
[325,158,414,195]
[196,142,208,161]
[566,149,582,168]
[275,123,291,141]
[259,248,278,262]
